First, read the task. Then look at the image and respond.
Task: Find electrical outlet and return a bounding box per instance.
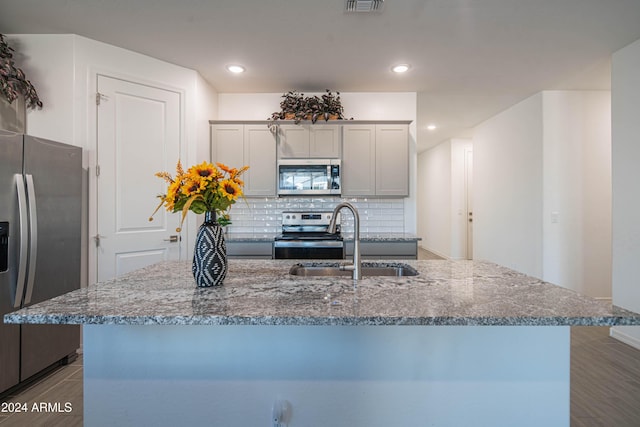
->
[272,398,291,427]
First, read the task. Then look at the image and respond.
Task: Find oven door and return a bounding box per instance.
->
[273,240,344,259]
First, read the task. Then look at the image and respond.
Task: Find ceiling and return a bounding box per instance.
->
[2,0,640,151]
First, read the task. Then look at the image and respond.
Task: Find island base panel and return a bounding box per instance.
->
[83,324,569,427]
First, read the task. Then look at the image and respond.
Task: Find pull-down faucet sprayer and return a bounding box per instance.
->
[327,202,361,280]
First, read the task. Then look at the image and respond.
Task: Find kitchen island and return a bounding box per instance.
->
[6,259,640,427]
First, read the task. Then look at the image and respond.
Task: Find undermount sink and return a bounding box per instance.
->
[289,262,419,277]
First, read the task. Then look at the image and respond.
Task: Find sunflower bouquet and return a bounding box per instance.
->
[150,160,249,231]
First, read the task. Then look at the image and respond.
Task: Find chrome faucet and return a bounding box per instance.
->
[327,202,362,280]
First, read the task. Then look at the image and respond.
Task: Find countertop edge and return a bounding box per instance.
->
[6,314,639,327]
[6,260,640,327]
[225,234,422,243]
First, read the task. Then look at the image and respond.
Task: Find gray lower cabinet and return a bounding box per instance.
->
[227,242,273,259]
[344,241,418,259]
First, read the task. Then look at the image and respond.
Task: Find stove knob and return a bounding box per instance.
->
[292,215,297,220]
[285,215,290,220]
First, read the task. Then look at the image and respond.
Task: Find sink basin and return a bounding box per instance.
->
[289,262,419,277]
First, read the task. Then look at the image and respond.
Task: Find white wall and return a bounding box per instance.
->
[418,141,451,257]
[7,35,76,146]
[472,91,612,298]
[417,138,472,259]
[218,92,418,233]
[542,91,611,298]
[611,38,640,348]
[473,94,544,278]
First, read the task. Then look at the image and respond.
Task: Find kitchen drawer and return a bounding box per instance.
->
[344,241,417,259]
[226,241,273,259]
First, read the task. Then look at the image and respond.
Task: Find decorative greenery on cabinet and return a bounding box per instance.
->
[267,89,348,131]
[0,34,42,108]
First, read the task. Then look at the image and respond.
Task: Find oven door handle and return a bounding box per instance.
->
[273,241,344,248]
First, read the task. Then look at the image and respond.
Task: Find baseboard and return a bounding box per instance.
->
[418,245,451,260]
[610,327,640,351]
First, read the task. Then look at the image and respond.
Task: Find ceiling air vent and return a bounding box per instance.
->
[345,0,384,13]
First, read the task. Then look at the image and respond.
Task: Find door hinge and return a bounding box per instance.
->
[96,92,109,106]
[95,165,101,177]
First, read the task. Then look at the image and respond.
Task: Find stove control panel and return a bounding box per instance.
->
[281,211,340,227]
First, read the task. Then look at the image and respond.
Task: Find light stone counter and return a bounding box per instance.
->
[6,259,640,426]
[5,259,639,326]
[224,232,421,242]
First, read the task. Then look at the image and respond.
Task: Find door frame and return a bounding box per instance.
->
[464,147,473,260]
[87,69,189,286]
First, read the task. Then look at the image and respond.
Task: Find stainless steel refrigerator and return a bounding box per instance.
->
[0,130,81,395]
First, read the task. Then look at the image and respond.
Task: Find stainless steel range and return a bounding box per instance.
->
[273,211,344,259]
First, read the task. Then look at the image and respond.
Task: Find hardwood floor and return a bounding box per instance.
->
[0,354,82,426]
[571,326,640,426]
[1,325,639,425]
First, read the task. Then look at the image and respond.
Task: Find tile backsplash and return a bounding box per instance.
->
[226,197,405,234]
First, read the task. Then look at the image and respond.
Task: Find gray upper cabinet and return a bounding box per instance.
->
[342,125,376,196]
[211,123,277,197]
[342,123,409,197]
[375,124,409,196]
[278,124,340,158]
[211,120,410,198]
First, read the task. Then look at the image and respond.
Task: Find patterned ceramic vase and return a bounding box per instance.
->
[192,211,227,287]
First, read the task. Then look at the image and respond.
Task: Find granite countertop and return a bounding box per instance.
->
[6,260,640,327]
[225,233,421,242]
[343,233,421,242]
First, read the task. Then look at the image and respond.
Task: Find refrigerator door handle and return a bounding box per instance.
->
[23,174,38,306]
[14,174,29,308]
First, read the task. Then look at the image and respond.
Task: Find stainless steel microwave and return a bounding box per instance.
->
[277,158,341,196]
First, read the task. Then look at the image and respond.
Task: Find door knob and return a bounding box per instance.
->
[164,235,179,243]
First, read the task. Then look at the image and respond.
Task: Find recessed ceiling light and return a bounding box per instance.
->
[427,124,437,131]
[392,64,410,73]
[226,65,245,74]
[345,0,385,13]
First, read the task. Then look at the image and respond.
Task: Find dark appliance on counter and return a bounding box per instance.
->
[274,211,344,259]
[277,159,341,196]
[1,130,81,395]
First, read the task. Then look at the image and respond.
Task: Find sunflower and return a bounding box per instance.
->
[151,160,249,230]
[188,161,220,181]
[220,179,242,201]
[165,180,182,210]
[181,178,206,196]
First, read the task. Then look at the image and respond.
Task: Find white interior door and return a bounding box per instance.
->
[96,75,182,282]
[465,149,474,260]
